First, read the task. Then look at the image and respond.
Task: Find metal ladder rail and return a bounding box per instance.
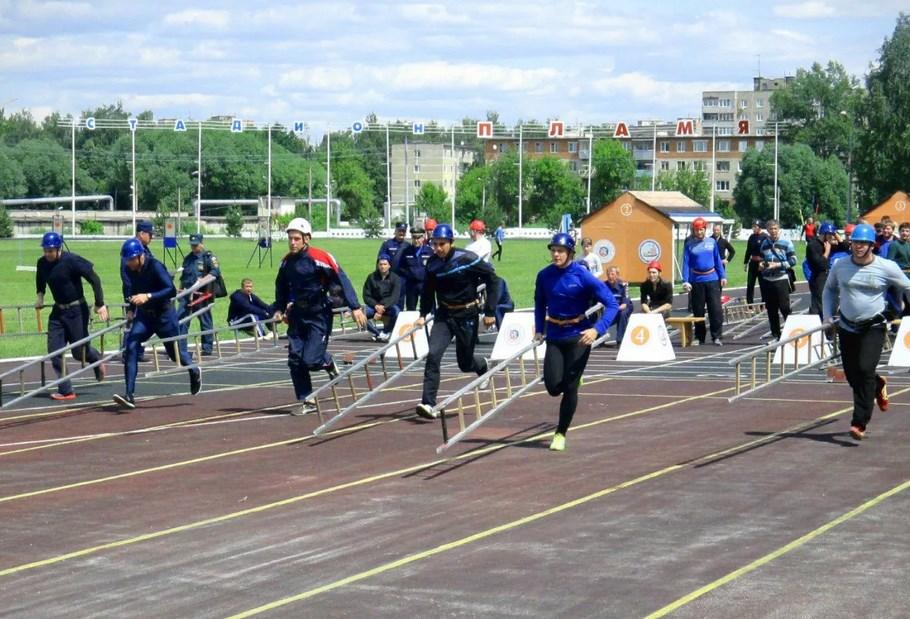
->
[311,318,435,434]
[0,276,214,408]
[727,321,838,403]
[434,302,606,454]
[731,298,805,341]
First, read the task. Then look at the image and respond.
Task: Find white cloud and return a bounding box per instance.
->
[163,9,230,30]
[591,72,739,107]
[121,93,220,109]
[18,1,94,19]
[396,3,469,25]
[773,2,835,19]
[377,62,561,93]
[770,28,814,44]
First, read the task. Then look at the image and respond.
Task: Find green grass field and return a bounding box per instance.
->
[1,236,787,359]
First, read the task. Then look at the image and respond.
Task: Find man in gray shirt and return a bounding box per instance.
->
[823,223,910,440]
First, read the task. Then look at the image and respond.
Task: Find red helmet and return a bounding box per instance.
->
[692,217,707,230]
[424,218,438,231]
[647,260,662,272]
[844,223,856,235]
[469,219,486,232]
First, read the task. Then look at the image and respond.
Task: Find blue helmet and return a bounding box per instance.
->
[41,231,63,249]
[851,223,875,244]
[548,232,576,252]
[431,223,454,241]
[818,222,836,235]
[121,238,145,260]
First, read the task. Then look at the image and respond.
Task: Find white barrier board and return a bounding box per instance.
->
[616,314,675,362]
[887,317,910,366]
[772,314,828,365]
[385,310,430,360]
[490,312,545,361]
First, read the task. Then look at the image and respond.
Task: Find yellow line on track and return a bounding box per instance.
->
[644,478,910,618]
[223,391,882,618]
[0,383,728,578]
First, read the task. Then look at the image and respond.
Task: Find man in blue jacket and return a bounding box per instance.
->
[177,233,220,356]
[758,219,798,341]
[682,217,727,345]
[116,239,201,410]
[228,278,273,336]
[395,226,431,310]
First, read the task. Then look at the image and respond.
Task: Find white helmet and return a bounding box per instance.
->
[286,217,312,235]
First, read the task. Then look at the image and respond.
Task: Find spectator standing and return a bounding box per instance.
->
[758,219,797,341]
[744,220,768,305]
[492,224,505,261]
[465,219,492,262]
[682,217,727,345]
[580,237,604,278]
[177,233,220,356]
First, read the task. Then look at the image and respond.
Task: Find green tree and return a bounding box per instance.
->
[0,203,13,238]
[733,144,848,227]
[770,61,863,159]
[0,148,27,197]
[590,138,635,209]
[11,138,74,197]
[654,167,712,206]
[414,182,450,223]
[526,156,585,230]
[333,158,376,223]
[855,13,910,206]
[225,206,244,237]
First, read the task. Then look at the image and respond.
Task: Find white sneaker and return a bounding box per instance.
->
[415,403,438,419]
[293,398,318,416]
[378,332,391,342]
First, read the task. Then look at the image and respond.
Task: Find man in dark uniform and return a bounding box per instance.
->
[414,223,500,419]
[115,239,201,409]
[806,222,836,321]
[273,218,366,415]
[743,219,767,305]
[377,222,409,262]
[35,232,109,400]
[395,226,432,311]
[177,233,220,356]
[711,224,736,266]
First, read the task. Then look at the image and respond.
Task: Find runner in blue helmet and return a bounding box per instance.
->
[41,231,63,249]
[414,222,500,419]
[824,220,910,440]
[115,237,201,410]
[35,230,108,400]
[535,232,618,451]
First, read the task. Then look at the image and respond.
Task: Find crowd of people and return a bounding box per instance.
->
[32,211,904,446]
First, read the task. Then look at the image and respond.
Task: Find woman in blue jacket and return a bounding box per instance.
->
[534,233,618,452]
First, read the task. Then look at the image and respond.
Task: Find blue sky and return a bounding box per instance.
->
[0,0,903,134]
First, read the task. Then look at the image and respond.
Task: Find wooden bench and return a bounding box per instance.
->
[666,315,706,347]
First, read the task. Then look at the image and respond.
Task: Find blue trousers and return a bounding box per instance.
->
[286,307,333,400]
[47,303,101,395]
[610,304,633,342]
[177,297,214,353]
[365,305,400,335]
[123,308,194,396]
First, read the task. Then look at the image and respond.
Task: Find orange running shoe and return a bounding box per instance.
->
[875,376,889,412]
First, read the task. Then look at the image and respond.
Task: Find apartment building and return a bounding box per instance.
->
[389,142,475,221]
[702,76,793,137]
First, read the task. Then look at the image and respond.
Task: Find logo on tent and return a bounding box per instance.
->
[638,239,661,263]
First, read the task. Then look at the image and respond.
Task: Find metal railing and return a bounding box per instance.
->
[435,302,607,454]
[730,298,804,341]
[727,321,838,402]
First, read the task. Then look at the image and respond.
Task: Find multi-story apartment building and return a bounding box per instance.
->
[389,142,475,222]
[702,76,793,137]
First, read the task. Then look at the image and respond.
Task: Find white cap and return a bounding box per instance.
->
[286,217,312,235]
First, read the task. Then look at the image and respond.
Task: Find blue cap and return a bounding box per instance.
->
[136,220,154,234]
[189,233,203,245]
[377,253,392,263]
[395,222,408,231]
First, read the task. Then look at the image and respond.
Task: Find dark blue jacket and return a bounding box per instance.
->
[534,262,618,340]
[396,243,433,284]
[274,246,361,314]
[378,237,408,261]
[420,247,499,317]
[228,290,271,323]
[121,255,176,314]
[180,250,220,290]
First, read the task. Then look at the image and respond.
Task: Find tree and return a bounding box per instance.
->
[11,138,73,197]
[733,144,848,227]
[654,167,712,206]
[332,158,376,223]
[770,61,863,159]
[0,204,13,238]
[0,148,27,197]
[590,139,635,209]
[526,156,585,230]
[225,206,244,237]
[414,182,450,223]
[854,13,910,206]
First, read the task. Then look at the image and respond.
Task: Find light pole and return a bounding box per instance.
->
[840,110,854,223]
[191,170,202,232]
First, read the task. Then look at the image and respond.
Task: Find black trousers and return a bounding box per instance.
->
[421,309,486,407]
[746,261,761,304]
[760,278,791,338]
[838,325,886,430]
[405,281,423,311]
[48,303,101,395]
[544,338,592,435]
[492,241,503,261]
[690,280,723,342]
[809,272,828,321]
